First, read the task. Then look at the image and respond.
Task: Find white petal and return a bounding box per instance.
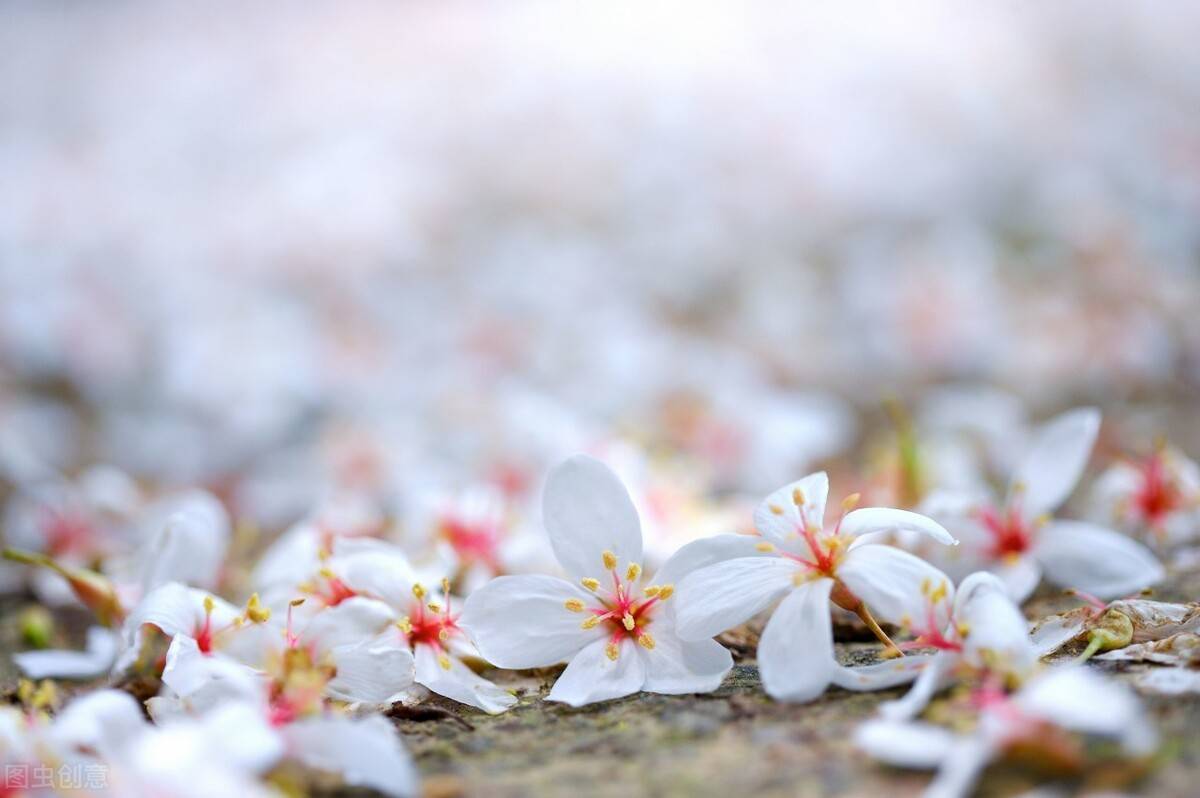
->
[543,455,643,579]
[638,610,731,695]
[758,578,834,702]
[1015,666,1156,753]
[953,572,1036,675]
[1009,407,1100,519]
[300,597,395,653]
[837,545,954,629]
[1030,608,1091,657]
[284,714,418,798]
[547,637,646,706]
[161,635,266,710]
[992,555,1042,604]
[328,638,416,706]
[674,556,798,641]
[651,533,772,588]
[13,626,117,680]
[831,654,937,692]
[842,508,957,547]
[458,574,599,668]
[927,737,996,798]
[753,472,829,545]
[48,688,146,760]
[117,583,239,671]
[1034,520,1164,599]
[854,718,954,768]
[413,644,516,714]
[333,548,419,609]
[136,490,231,594]
[877,652,956,720]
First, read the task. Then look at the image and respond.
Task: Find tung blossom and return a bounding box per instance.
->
[857,667,1157,798]
[1091,444,1200,546]
[879,572,1037,721]
[460,455,734,707]
[921,407,1163,603]
[281,542,518,714]
[673,471,959,702]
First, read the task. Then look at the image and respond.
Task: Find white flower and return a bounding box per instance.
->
[459,454,734,707]
[288,543,517,714]
[857,667,1157,798]
[673,471,957,702]
[921,407,1163,602]
[1091,445,1200,545]
[879,572,1037,721]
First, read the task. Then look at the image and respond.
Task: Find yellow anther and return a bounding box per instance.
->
[655,584,674,601]
[841,493,861,512]
[638,633,656,650]
[232,616,244,628]
[602,551,618,571]
[756,541,776,552]
[438,654,452,670]
[564,598,585,612]
[290,598,306,608]
[427,602,442,614]
[397,616,413,634]
[245,593,271,624]
[441,577,451,595]
[581,615,601,630]
[581,577,600,592]
[605,641,620,661]
[920,577,932,596]
[929,580,948,604]
[438,629,449,642]
[30,680,57,711]
[792,488,806,507]
[644,585,661,597]
[626,563,642,582]
[16,679,34,705]
[769,504,785,516]
[957,622,971,638]
[203,595,215,615]
[412,583,426,600]
[319,567,336,580]
[296,580,315,594]
[622,612,636,631]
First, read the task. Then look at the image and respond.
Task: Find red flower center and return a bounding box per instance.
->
[978,504,1032,559]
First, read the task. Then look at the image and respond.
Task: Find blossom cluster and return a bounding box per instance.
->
[2,396,1196,797]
